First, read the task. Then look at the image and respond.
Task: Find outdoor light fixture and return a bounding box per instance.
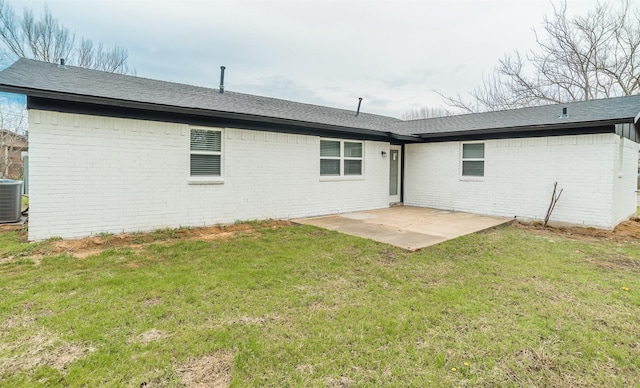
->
[381,151,387,158]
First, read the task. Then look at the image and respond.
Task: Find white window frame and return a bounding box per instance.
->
[189,127,224,185]
[460,142,485,181]
[320,138,364,180]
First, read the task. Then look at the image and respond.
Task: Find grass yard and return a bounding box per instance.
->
[1,220,640,386]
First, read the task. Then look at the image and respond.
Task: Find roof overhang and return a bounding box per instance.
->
[2,80,637,144]
[0,84,419,143]
[413,118,635,142]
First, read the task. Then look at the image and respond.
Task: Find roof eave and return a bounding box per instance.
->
[1,84,412,141]
[414,119,632,139]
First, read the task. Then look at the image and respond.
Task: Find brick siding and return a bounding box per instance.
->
[404,134,639,229]
[27,110,390,240]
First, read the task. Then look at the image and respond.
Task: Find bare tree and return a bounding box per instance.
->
[0,97,27,178]
[402,106,453,120]
[441,0,640,113]
[0,3,134,177]
[0,1,132,74]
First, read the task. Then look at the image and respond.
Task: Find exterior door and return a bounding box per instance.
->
[389,145,401,203]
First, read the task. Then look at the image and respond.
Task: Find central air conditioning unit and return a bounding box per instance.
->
[0,179,23,223]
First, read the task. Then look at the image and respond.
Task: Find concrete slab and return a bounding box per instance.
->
[293,206,511,250]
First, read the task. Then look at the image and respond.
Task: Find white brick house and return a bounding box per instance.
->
[0,59,638,240]
[404,134,638,227]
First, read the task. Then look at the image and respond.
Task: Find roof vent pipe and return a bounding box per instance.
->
[355,97,363,116]
[58,58,66,69]
[219,66,226,94]
[559,106,568,118]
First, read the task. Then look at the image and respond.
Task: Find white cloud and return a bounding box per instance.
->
[8,0,604,117]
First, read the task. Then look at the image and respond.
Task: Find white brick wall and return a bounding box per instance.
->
[28,110,390,240]
[611,136,640,225]
[404,134,639,229]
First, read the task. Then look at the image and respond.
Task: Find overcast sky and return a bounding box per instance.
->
[8,0,600,118]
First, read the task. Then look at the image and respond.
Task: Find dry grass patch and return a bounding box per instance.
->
[140,296,163,307]
[0,330,95,374]
[325,375,353,387]
[1,314,35,331]
[138,329,165,345]
[225,314,285,326]
[176,351,234,388]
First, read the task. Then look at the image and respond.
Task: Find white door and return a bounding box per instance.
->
[389,145,401,203]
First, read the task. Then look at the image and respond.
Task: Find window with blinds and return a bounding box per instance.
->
[461,143,484,177]
[190,129,222,176]
[320,139,363,177]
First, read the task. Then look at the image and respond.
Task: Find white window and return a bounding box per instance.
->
[190,128,222,177]
[461,143,484,177]
[320,139,363,176]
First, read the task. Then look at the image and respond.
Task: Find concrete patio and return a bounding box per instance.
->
[293,206,512,251]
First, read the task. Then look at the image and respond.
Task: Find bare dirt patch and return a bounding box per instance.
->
[613,218,640,239]
[176,351,234,388]
[512,218,640,243]
[3,220,292,261]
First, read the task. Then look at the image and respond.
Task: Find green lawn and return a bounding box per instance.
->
[1,223,639,386]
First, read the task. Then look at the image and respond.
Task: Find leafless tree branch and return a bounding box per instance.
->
[0,97,27,178]
[0,1,133,74]
[401,106,453,120]
[439,0,640,113]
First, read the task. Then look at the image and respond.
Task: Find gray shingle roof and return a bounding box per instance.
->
[400,95,640,136]
[0,58,638,139]
[0,58,402,134]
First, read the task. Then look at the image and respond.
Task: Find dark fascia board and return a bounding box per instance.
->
[12,84,635,144]
[6,85,420,143]
[416,119,635,142]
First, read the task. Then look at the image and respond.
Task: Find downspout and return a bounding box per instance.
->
[400,143,405,204]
